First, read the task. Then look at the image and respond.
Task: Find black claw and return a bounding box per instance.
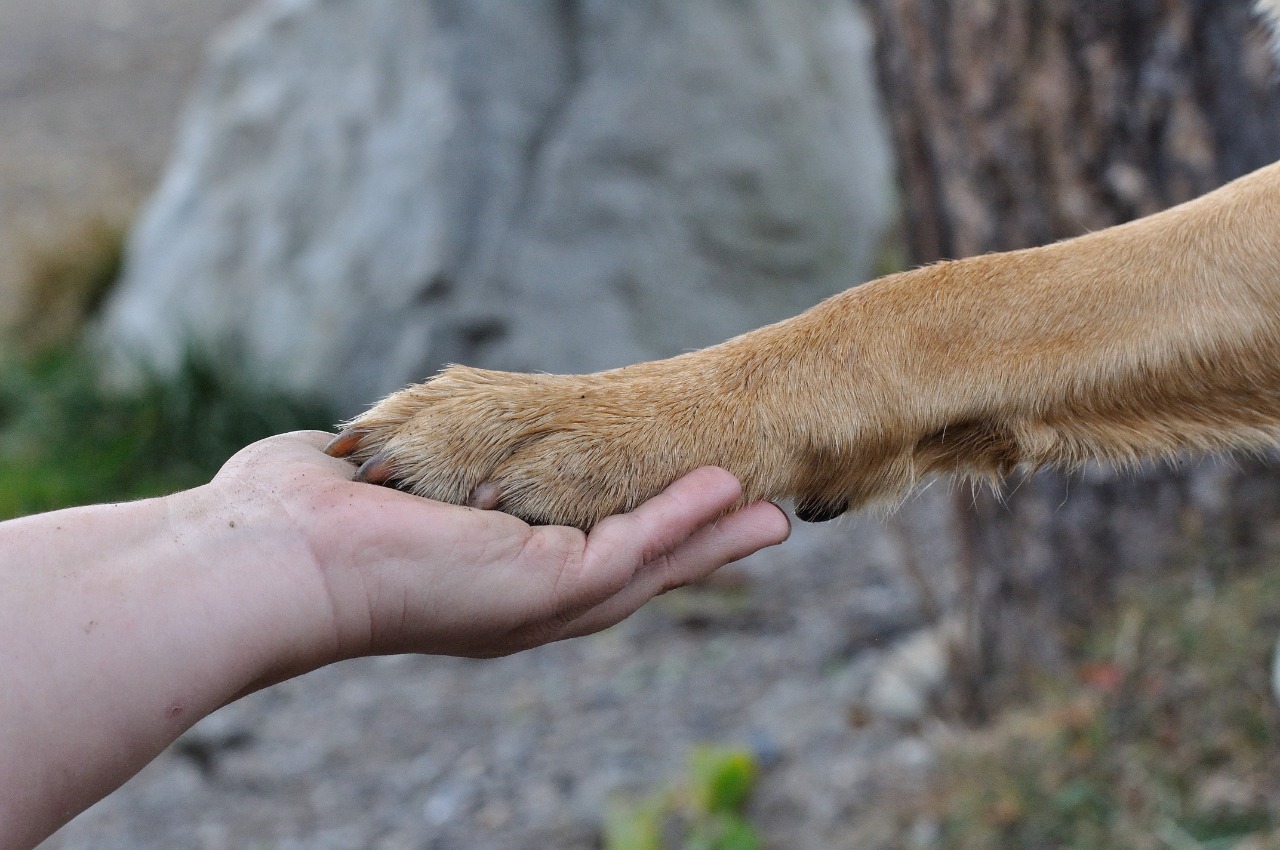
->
[354,453,397,486]
[794,498,849,523]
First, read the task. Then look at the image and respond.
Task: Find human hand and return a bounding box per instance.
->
[0,430,788,848]
[213,432,791,661]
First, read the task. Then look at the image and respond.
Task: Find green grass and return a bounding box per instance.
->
[0,214,335,519]
[604,745,763,850]
[0,343,335,519]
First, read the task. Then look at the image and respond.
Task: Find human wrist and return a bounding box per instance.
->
[0,479,346,848]
[166,476,347,698]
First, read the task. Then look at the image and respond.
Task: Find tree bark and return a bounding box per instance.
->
[861,0,1280,716]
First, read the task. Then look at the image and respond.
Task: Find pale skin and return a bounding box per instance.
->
[0,431,790,850]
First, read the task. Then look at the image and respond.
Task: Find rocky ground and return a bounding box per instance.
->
[11,4,955,847]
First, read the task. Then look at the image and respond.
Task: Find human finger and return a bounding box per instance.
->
[545,467,747,611]
[555,499,789,639]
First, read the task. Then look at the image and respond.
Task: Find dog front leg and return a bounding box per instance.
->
[805,159,1280,495]
[329,162,1280,527]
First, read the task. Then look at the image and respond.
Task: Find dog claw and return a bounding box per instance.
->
[354,453,397,485]
[794,497,848,523]
[468,481,503,510]
[325,429,367,458]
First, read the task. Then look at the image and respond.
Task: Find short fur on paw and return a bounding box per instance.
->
[324,332,919,528]
[324,304,928,529]
[326,362,757,530]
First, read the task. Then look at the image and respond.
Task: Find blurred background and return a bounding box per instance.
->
[10,1,1280,848]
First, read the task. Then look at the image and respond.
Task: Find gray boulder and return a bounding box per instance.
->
[99,0,892,415]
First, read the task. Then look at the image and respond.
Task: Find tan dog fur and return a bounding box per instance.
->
[326,157,1280,530]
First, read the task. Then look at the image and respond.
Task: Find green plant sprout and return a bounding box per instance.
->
[604,745,762,850]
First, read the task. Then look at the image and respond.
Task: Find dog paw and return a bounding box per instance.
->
[323,319,918,529]
[325,364,745,529]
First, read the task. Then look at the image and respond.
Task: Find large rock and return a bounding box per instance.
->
[98,0,892,415]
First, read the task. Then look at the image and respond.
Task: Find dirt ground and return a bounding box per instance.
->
[8,3,946,847]
[0,0,253,320]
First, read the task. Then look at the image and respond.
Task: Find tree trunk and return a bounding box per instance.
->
[861,0,1280,717]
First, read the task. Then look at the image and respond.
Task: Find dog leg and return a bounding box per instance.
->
[329,161,1280,529]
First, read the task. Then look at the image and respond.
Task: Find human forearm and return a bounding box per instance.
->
[0,484,334,849]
